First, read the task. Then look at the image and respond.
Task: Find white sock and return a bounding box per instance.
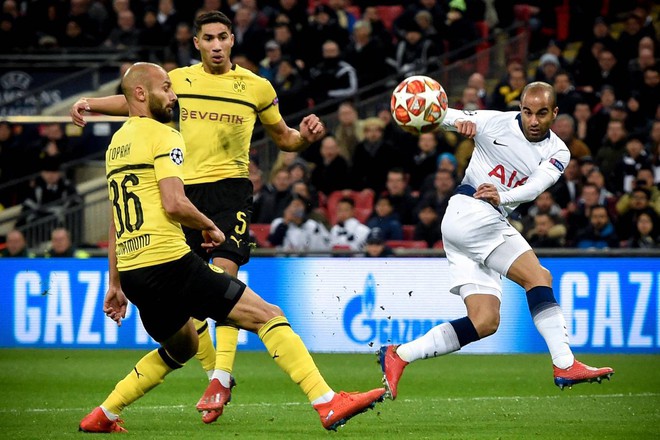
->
[100,405,119,421]
[210,369,232,388]
[533,305,574,369]
[311,390,336,406]
[396,322,461,363]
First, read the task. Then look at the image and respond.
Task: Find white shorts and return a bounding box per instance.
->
[441,195,531,300]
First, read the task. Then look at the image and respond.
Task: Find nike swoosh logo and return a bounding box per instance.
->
[493,139,508,146]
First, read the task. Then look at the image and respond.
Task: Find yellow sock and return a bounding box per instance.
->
[214,324,239,374]
[102,348,182,414]
[194,319,215,375]
[257,316,332,402]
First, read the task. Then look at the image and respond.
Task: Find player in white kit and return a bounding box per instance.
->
[378,82,614,397]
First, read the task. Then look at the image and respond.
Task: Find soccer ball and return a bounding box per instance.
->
[390,75,448,135]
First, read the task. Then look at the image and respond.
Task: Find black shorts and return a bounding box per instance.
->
[119,252,246,342]
[184,178,253,266]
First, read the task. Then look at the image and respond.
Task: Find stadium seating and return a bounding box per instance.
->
[250,224,272,248]
[386,240,428,249]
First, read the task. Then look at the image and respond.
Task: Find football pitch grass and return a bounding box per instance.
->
[1,350,658,439]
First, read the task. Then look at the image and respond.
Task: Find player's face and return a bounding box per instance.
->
[520,90,557,143]
[194,22,234,74]
[148,72,177,123]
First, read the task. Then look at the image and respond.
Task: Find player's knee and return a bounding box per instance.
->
[469,311,500,338]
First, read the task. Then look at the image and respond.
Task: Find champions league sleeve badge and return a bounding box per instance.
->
[170,148,184,165]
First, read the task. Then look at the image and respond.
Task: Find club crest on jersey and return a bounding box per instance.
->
[549,158,564,172]
[170,148,184,165]
[233,80,246,93]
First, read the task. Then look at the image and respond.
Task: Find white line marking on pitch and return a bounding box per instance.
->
[3,392,658,414]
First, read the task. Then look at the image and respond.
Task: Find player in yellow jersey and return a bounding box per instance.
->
[70,11,326,423]
[78,62,384,434]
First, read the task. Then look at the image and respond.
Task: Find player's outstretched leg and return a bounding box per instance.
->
[553,360,614,390]
[377,345,409,400]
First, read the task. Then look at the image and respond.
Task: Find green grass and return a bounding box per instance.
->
[0,350,658,439]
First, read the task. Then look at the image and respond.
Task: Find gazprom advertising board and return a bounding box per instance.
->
[0,257,658,353]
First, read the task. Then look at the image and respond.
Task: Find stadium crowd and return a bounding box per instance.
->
[0,0,659,253]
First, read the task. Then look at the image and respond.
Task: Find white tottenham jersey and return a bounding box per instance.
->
[441,108,570,216]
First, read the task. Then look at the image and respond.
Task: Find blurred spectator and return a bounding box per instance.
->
[381,168,418,225]
[308,39,358,108]
[467,72,489,108]
[16,156,82,231]
[138,8,168,59]
[572,101,600,152]
[617,11,648,67]
[651,121,660,183]
[268,196,330,252]
[231,5,268,65]
[366,195,404,241]
[616,168,660,216]
[290,180,326,228]
[271,22,304,69]
[270,150,306,178]
[164,22,196,67]
[104,9,140,49]
[573,16,617,92]
[489,66,527,111]
[231,52,257,73]
[327,0,357,33]
[527,213,566,248]
[413,202,442,248]
[625,211,659,248]
[329,196,371,251]
[565,182,601,245]
[254,168,292,224]
[156,0,181,35]
[415,168,456,221]
[259,39,283,82]
[60,18,96,47]
[44,227,89,258]
[454,86,485,111]
[414,9,444,52]
[612,136,652,194]
[520,190,564,237]
[272,56,308,117]
[628,41,658,92]
[584,167,618,218]
[361,6,395,54]
[33,123,75,166]
[444,0,477,63]
[386,21,441,80]
[595,119,628,182]
[553,71,583,116]
[333,101,364,162]
[633,65,660,123]
[574,205,619,249]
[591,48,629,99]
[615,186,660,241]
[409,132,441,191]
[263,0,308,37]
[393,0,445,42]
[0,121,22,208]
[306,4,349,66]
[351,117,398,193]
[0,229,33,258]
[69,0,103,45]
[534,53,561,83]
[363,230,394,258]
[552,114,591,160]
[550,157,582,209]
[344,19,391,94]
[310,135,350,196]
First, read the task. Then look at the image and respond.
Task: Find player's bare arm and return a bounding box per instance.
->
[453,119,477,138]
[70,95,129,127]
[474,183,501,206]
[158,176,225,246]
[104,214,127,326]
[264,115,326,152]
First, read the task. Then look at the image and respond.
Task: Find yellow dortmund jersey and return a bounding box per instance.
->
[169,63,283,184]
[106,117,190,271]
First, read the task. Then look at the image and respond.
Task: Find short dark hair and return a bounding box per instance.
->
[338,197,355,207]
[194,11,232,35]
